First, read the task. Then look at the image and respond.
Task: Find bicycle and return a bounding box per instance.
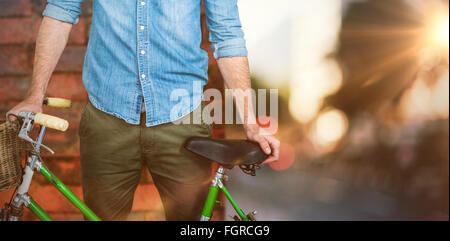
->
[0,97,268,221]
[185,137,267,221]
[0,97,100,221]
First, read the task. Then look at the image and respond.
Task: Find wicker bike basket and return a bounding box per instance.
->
[0,120,23,192]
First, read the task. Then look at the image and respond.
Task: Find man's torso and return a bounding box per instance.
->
[83,0,208,126]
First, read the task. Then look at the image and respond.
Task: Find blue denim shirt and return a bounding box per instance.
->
[43,0,247,126]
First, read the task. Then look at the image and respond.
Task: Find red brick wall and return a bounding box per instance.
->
[0,0,224,221]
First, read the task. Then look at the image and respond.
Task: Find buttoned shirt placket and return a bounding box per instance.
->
[137,0,153,122]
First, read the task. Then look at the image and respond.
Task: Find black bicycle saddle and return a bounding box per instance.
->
[184,137,268,169]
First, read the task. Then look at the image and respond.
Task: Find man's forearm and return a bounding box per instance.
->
[217,56,279,161]
[28,16,73,101]
[217,56,258,131]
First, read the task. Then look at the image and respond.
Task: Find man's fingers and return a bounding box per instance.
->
[255,135,271,155]
[6,111,16,122]
[248,133,280,162]
[263,156,277,164]
[267,136,280,160]
[270,142,279,160]
[261,136,280,164]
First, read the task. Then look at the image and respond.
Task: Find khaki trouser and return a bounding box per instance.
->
[79,101,213,220]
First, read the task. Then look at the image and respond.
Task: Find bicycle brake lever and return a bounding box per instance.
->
[17,111,55,155]
[18,133,55,155]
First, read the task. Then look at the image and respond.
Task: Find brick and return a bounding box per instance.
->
[24,209,164,221]
[31,0,93,20]
[42,212,84,221]
[0,185,85,220]
[0,183,82,216]
[127,210,166,221]
[40,128,80,157]
[201,43,216,67]
[211,209,224,221]
[131,184,163,212]
[0,0,32,17]
[0,18,86,45]
[0,46,30,75]
[0,77,87,104]
[0,101,17,118]
[0,18,37,44]
[26,184,84,213]
[132,211,168,221]
[34,158,82,186]
[213,127,225,139]
[23,161,156,199]
[14,184,165,220]
[30,0,46,16]
[139,168,154,184]
[0,188,16,205]
[81,0,93,17]
[201,14,209,44]
[46,74,87,101]
[54,46,86,72]
[0,76,30,101]
[201,1,205,15]
[68,18,87,44]
[21,211,39,221]
[85,17,92,39]
[207,65,223,89]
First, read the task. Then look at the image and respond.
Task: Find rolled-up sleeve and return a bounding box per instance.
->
[42,0,85,24]
[204,0,248,59]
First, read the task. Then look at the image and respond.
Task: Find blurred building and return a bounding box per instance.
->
[231,0,449,220]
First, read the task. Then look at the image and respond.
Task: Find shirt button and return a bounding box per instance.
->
[141,50,146,55]
[141,74,146,79]
[141,2,145,6]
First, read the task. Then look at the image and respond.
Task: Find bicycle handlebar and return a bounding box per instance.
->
[43,98,72,108]
[34,113,69,132]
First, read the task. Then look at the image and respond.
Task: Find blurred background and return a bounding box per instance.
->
[224,0,449,221]
[0,0,449,220]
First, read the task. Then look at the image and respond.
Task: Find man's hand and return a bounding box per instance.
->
[245,124,280,164]
[6,96,43,122]
[216,56,280,164]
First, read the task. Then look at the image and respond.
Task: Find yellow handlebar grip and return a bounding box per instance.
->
[34,113,69,132]
[44,98,72,108]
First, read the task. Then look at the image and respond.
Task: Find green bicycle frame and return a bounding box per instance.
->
[11,121,249,221]
[200,166,249,221]
[27,197,52,221]
[33,163,101,221]
[9,126,101,221]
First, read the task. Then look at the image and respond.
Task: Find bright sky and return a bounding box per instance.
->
[237,0,298,86]
[237,0,353,87]
[237,0,427,87]
[238,0,345,124]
